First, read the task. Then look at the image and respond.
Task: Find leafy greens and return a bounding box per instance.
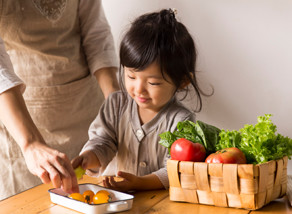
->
[217,114,292,164]
[159,120,221,155]
[159,114,292,164]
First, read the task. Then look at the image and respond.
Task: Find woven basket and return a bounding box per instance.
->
[167,156,288,210]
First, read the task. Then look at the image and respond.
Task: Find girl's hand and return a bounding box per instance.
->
[71,150,101,171]
[103,171,140,192]
[103,171,165,192]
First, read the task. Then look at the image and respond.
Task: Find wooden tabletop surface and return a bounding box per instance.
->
[0,175,291,214]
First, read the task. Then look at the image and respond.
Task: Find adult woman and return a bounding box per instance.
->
[0,0,118,200]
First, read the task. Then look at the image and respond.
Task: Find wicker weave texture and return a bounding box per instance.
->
[167,156,288,210]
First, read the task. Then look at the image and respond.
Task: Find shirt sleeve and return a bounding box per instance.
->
[152,153,171,189]
[78,0,118,75]
[0,37,25,94]
[80,92,122,176]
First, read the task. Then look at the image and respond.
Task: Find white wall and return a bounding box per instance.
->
[102,0,292,174]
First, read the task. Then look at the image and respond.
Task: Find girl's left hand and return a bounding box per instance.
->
[103,171,140,192]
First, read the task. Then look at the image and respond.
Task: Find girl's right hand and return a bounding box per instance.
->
[71,150,101,171]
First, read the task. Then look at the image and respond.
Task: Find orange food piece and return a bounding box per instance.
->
[93,191,111,204]
[69,193,85,202]
[82,190,95,204]
[97,190,111,196]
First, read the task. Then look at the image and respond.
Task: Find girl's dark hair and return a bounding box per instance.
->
[119,9,211,112]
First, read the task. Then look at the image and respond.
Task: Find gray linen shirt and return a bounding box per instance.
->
[81,91,196,188]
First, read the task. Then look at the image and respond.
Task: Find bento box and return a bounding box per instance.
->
[167,156,288,210]
[49,183,134,214]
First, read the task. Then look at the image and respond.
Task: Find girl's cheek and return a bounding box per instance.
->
[124,78,129,89]
[124,81,133,94]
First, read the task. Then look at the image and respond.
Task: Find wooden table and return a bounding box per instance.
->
[1,175,291,214]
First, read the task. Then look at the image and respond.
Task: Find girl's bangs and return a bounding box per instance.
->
[120,29,158,71]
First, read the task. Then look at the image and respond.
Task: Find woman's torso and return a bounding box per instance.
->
[0,0,89,87]
[0,0,103,156]
[0,0,103,200]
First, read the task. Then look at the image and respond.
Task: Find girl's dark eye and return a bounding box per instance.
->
[149,82,161,86]
[127,75,135,79]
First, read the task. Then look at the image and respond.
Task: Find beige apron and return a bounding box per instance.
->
[0,0,104,200]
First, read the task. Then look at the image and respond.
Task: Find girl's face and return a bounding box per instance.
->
[124,62,177,115]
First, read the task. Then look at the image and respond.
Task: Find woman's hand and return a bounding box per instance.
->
[22,141,79,193]
[0,86,78,193]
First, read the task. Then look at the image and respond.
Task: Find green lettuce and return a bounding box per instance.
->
[217,114,292,164]
[159,120,220,155]
[159,114,292,164]
[216,130,241,150]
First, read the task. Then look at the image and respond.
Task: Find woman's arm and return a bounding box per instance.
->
[1,37,79,192]
[94,66,119,99]
[0,85,79,193]
[79,0,119,98]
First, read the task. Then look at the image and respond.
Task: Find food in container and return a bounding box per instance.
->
[49,183,134,214]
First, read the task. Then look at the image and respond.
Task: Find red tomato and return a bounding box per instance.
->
[205,147,246,164]
[170,138,206,162]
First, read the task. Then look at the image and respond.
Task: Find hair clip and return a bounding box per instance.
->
[168,8,178,18]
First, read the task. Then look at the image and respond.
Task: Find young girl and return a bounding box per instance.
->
[72,9,207,191]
